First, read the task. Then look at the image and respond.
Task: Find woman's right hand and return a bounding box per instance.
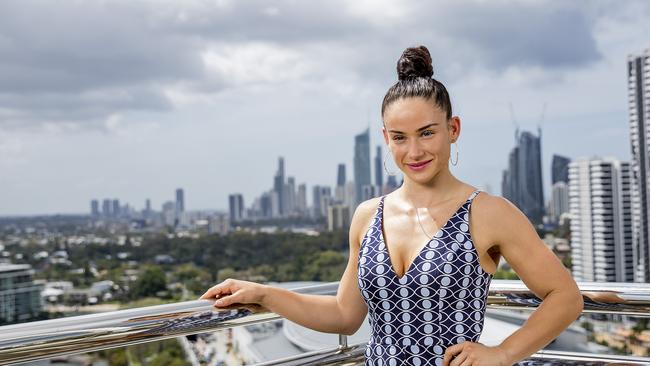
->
[199,279,270,313]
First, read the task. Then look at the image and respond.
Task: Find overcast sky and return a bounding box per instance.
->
[1,0,649,216]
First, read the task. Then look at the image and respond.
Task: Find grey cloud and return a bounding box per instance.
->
[429,2,601,70]
[0,1,205,128]
[0,0,612,130]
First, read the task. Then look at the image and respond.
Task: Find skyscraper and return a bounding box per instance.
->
[260,192,273,218]
[297,183,307,215]
[229,193,244,222]
[549,181,569,223]
[569,158,634,282]
[327,203,352,231]
[551,155,571,184]
[112,199,120,218]
[102,199,111,218]
[337,163,346,187]
[312,185,332,218]
[273,157,285,217]
[90,200,99,217]
[162,201,175,227]
[336,163,346,203]
[375,145,383,192]
[629,49,650,283]
[549,155,571,224]
[286,176,296,216]
[354,128,371,206]
[501,129,545,225]
[175,188,185,214]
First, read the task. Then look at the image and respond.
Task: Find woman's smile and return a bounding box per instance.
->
[405,159,433,171]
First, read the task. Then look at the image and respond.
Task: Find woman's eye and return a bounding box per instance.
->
[393,135,405,142]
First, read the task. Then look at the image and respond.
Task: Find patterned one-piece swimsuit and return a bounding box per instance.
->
[357,190,493,366]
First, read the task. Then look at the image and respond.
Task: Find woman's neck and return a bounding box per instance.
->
[399,168,464,206]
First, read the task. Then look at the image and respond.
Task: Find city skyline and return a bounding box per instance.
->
[1,1,649,215]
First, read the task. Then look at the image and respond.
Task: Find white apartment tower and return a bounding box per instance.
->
[629,49,650,282]
[550,181,569,223]
[569,158,634,282]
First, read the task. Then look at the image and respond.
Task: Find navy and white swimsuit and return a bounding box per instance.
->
[357,190,493,366]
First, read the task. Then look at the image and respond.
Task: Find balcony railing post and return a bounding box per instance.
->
[338,334,348,349]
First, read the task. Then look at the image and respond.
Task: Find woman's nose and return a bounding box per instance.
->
[407,141,425,159]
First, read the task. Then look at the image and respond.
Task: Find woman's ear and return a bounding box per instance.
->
[449,116,461,143]
[382,126,390,145]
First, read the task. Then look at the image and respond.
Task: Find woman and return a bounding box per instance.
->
[201,45,584,366]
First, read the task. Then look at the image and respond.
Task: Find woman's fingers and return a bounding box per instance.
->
[443,342,465,366]
[199,280,235,300]
[450,351,468,366]
[214,291,240,307]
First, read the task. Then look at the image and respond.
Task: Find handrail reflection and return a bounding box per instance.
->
[0,280,649,365]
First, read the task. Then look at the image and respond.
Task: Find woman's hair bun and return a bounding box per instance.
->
[396,45,434,80]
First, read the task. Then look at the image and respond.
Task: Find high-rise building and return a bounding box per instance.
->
[286,177,296,216]
[112,199,120,218]
[336,164,347,203]
[270,190,280,218]
[502,147,519,206]
[90,200,99,217]
[162,201,176,227]
[501,129,545,225]
[552,155,571,184]
[375,145,383,192]
[297,183,308,215]
[273,157,286,217]
[208,214,230,235]
[229,194,245,222]
[569,158,634,282]
[629,49,650,283]
[175,188,185,214]
[354,128,371,206]
[260,192,273,218]
[144,199,152,219]
[312,185,332,218]
[344,181,356,208]
[0,264,43,324]
[549,181,569,223]
[102,199,111,218]
[327,203,352,231]
[337,163,346,187]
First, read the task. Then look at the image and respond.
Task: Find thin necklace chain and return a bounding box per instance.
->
[403,190,476,240]
[406,195,434,239]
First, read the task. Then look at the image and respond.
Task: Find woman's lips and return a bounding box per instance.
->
[406,159,432,171]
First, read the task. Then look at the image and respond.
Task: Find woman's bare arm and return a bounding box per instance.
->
[478,195,584,364]
[202,199,375,335]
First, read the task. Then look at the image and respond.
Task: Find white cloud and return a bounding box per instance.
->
[201,43,314,86]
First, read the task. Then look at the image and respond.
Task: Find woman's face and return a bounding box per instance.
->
[382,97,460,183]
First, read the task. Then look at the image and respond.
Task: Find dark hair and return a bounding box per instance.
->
[381,45,452,120]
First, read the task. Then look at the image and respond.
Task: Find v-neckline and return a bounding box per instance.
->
[378,191,476,280]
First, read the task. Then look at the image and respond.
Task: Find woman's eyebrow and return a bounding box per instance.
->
[388,122,439,134]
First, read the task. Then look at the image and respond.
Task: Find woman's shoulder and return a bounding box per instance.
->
[349,196,383,245]
[473,190,518,214]
[351,196,383,224]
[472,190,526,231]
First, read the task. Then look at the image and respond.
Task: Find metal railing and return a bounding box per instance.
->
[1,280,650,365]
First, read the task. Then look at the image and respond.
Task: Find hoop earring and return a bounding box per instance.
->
[383,149,398,176]
[450,142,459,166]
